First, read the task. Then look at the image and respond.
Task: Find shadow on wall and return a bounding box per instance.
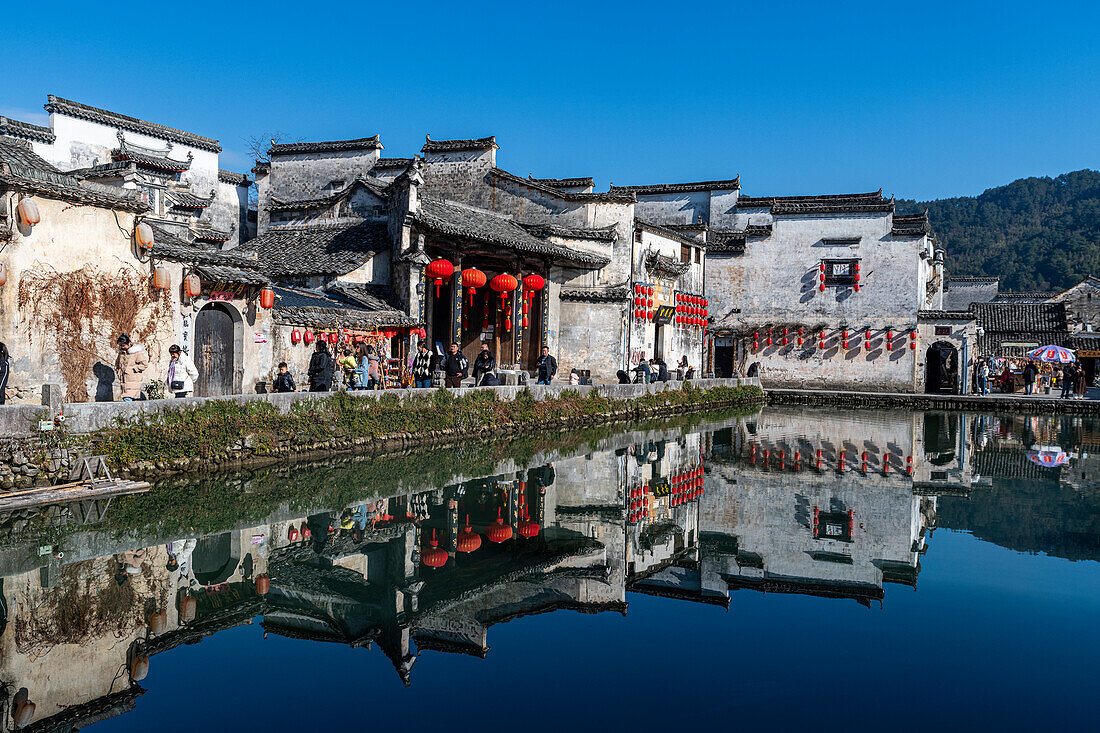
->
[92,362,115,402]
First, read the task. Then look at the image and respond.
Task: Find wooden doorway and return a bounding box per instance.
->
[195,303,237,396]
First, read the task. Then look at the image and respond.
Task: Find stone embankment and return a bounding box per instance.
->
[768,387,1100,414]
[0,379,762,488]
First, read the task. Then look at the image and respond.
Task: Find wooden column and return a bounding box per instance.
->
[450,255,463,346]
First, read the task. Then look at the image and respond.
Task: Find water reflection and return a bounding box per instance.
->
[1,407,1099,730]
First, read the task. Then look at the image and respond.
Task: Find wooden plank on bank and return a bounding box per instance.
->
[0,479,151,512]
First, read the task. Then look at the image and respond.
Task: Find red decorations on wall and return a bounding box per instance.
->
[781,328,789,346]
[910,329,918,350]
[523,273,545,295]
[854,262,861,292]
[490,273,517,299]
[134,220,153,249]
[426,259,455,297]
[462,267,486,305]
[457,516,482,553]
[259,287,275,309]
[797,327,804,346]
[487,509,513,543]
[291,330,302,344]
[422,530,448,569]
[819,262,826,292]
[303,330,314,345]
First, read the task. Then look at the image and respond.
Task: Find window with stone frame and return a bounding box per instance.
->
[823,259,859,286]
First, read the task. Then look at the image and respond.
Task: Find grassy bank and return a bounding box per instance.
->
[87,384,763,475]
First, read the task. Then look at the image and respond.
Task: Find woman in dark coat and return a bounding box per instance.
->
[307,341,335,392]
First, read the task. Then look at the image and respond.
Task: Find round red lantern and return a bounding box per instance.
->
[490,273,518,300]
[647,285,654,296]
[523,273,545,295]
[462,267,487,305]
[184,272,201,298]
[259,287,275,309]
[422,545,448,569]
[134,220,153,248]
[487,510,513,543]
[518,520,540,538]
[303,330,314,345]
[426,259,455,297]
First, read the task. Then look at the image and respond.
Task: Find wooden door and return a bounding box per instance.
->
[195,304,235,396]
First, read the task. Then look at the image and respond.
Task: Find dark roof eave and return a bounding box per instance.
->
[45,95,221,152]
[610,177,741,194]
[269,135,383,156]
[489,168,635,202]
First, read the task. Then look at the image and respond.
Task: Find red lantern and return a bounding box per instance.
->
[303,330,314,345]
[329,332,339,344]
[256,574,270,595]
[291,330,301,344]
[647,285,654,296]
[462,267,487,305]
[259,287,275,309]
[184,272,201,298]
[134,220,153,248]
[519,519,541,538]
[490,273,518,301]
[152,266,170,291]
[457,516,482,553]
[417,327,427,338]
[523,273,545,296]
[426,259,455,298]
[487,509,513,543]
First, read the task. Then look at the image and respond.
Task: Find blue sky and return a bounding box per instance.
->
[5,0,1098,200]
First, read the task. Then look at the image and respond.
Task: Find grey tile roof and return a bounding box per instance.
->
[530,176,594,189]
[892,212,932,236]
[325,281,404,312]
[45,95,221,152]
[422,134,498,153]
[113,139,192,172]
[560,284,630,302]
[489,168,636,203]
[608,177,741,195]
[194,264,270,286]
[518,222,618,242]
[0,136,147,212]
[0,116,55,143]
[992,292,1057,303]
[167,190,214,209]
[943,277,999,310]
[238,221,391,277]
[645,251,690,277]
[70,161,137,179]
[268,177,389,212]
[635,218,704,247]
[192,222,234,242]
[970,301,1069,354]
[148,224,258,267]
[414,198,611,268]
[736,190,895,214]
[218,169,250,186]
[272,285,415,329]
[269,135,383,156]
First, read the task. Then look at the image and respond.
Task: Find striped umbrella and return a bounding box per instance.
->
[1026,345,1075,363]
[1026,447,1068,467]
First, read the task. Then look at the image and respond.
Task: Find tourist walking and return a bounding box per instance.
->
[473,342,496,386]
[273,362,296,392]
[0,342,9,405]
[412,342,434,388]
[1023,360,1039,395]
[308,340,335,392]
[165,344,199,398]
[114,334,149,401]
[441,342,468,388]
[535,346,557,385]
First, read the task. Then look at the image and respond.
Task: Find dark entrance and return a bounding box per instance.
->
[925,341,959,394]
[195,303,237,397]
[715,344,735,378]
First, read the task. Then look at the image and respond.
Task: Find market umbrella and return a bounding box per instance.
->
[1026,446,1069,467]
[1026,345,1075,363]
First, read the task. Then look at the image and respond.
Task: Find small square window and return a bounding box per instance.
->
[823,259,859,286]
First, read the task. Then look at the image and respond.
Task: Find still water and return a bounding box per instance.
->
[2,407,1099,731]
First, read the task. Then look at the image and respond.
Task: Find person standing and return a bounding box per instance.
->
[273,362,296,392]
[337,346,358,389]
[1023,360,1039,395]
[535,346,557,385]
[977,357,991,396]
[412,342,434,388]
[1075,361,1088,399]
[114,334,149,401]
[165,344,199,398]
[473,342,496,386]
[1060,363,1075,399]
[0,342,9,405]
[308,340,334,392]
[441,342,468,388]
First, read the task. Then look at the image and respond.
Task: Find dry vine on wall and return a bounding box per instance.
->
[18,265,172,402]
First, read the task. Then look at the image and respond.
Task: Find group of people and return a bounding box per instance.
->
[616,355,692,384]
[974,355,1091,398]
[296,339,386,393]
[115,333,199,401]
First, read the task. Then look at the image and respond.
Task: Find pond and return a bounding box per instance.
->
[2,406,1098,731]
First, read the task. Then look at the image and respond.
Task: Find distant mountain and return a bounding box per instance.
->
[899,169,1100,293]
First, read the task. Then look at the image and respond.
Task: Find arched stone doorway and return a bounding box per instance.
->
[925,341,959,394]
[195,303,242,396]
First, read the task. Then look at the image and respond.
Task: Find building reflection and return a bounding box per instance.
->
[1,405,1094,730]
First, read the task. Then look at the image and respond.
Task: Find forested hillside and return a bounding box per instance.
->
[899,169,1100,292]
